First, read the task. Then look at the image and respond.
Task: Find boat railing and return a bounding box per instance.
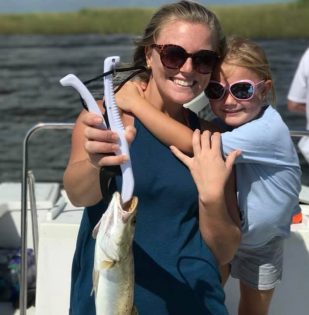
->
[290,130,309,138]
[20,122,74,315]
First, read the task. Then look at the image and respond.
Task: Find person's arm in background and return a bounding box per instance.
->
[287,48,309,115]
[287,100,306,114]
[171,130,241,265]
[63,101,135,207]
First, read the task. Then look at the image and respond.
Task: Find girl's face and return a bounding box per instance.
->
[145,20,215,110]
[209,63,271,127]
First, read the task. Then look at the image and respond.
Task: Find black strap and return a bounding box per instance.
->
[80,66,146,110]
[99,165,121,198]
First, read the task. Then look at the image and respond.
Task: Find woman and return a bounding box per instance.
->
[64,1,241,314]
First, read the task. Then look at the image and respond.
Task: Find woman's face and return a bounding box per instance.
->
[209,63,270,127]
[146,20,215,108]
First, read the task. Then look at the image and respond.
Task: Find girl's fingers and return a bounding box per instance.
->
[192,129,202,155]
[209,132,221,151]
[170,145,191,167]
[200,130,212,150]
[225,150,241,170]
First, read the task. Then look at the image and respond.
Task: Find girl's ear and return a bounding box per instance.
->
[260,79,272,102]
[263,79,272,95]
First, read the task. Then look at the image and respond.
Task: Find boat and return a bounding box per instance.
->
[0,119,309,315]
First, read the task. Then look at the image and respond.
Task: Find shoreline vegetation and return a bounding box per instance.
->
[0,2,309,38]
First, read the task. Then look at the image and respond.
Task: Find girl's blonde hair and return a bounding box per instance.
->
[133,0,226,82]
[223,36,276,105]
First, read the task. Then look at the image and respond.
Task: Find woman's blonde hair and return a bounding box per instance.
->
[222,36,276,105]
[133,0,226,82]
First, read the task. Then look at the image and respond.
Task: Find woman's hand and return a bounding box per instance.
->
[82,111,136,169]
[63,107,136,206]
[170,129,241,204]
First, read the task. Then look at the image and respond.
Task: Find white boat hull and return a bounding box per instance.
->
[1,182,309,315]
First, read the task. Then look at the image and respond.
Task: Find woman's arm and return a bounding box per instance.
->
[171,130,241,265]
[63,101,135,207]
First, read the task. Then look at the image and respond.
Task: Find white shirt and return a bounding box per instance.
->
[288,47,309,129]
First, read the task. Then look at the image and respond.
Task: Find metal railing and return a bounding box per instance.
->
[20,122,74,315]
[290,130,309,138]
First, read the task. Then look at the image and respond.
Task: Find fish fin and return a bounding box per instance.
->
[92,219,102,239]
[101,260,115,269]
[131,305,138,315]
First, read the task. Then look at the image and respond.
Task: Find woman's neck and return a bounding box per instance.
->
[144,79,186,124]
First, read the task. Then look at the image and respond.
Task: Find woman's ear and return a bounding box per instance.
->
[145,46,153,69]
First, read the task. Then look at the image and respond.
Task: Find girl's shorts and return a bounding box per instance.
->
[230,237,284,290]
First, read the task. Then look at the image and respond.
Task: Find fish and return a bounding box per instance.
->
[92,191,138,315]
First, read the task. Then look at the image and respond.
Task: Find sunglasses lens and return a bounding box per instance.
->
[159,45,218,74]
[231,82,254,100]
[193,51,218,74]
[161,46,186,69]
[205,82,225,100]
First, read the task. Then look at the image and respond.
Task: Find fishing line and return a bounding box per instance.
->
[80,65,147,110]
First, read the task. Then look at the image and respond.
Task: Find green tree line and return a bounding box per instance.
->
[0,1,308,38]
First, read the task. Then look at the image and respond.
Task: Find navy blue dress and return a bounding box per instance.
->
[69,113,228,315]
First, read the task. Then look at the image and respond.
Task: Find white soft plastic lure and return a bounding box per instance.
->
[92,192,138,315]
[60,56,134,203]
[103,56,134,204]
[59,73,107,128]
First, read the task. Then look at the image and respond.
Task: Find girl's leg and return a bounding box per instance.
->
[238,281,274,315]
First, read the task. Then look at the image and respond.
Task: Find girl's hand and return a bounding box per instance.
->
[82,111,136,169]
[170,129,241,203]
[115,81,146,113]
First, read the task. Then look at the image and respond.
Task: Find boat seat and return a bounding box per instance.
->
[299,185,309,204]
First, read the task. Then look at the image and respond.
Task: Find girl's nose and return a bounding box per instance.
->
[224,90,237,105]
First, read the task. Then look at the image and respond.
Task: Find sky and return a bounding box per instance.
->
[0,0,292,14]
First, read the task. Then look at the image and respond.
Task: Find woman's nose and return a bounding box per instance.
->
[179,57,194,73]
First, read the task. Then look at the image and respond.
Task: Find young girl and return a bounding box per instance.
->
[115,36,302,315]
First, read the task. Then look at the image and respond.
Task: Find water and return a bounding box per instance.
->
[0,35,308,183]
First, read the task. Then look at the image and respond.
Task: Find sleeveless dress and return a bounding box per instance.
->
[69,113,228,315]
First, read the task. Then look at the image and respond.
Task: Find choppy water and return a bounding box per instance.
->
[0,35,308,183]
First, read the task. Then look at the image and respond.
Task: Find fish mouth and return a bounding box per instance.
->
[121,195,138,223]
[122,195,138,213]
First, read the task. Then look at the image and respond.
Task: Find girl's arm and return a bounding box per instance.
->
[63,101,135,207]
[116,81,194,153]
[171,130,241,265]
